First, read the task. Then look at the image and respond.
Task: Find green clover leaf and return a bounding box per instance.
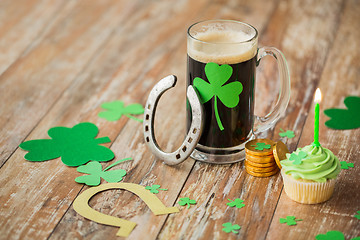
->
[289,151,307,165]
[19,122,114,167]
[340,161,354,169]
[98,100,144,122]
[279,216,302,226]
[251,142,271,151]
[355,211,360,220]
[222,222,241,234]
[75,158,132,186]
[145,184,168,194]
[193,62,243,131]
[226,198,245,209]
[315,230,345,240]
[324,96,360,130]
[178,197,197,209]
[279,128,295,138]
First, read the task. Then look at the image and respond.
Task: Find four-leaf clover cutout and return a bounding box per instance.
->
[98,100,144,122]
[279,216,302,226]
[145,185,168,194]
[251,142,272,151]
[19,122,114,166]
[193,62,243,130]
[227,198,245,209]
[178,197,197,209]
[340,161,354,169]
[279,128,295,138]
[75,158,132,186]
[324,96,360,130]
[289,151,307,165]
[222,222,241,234]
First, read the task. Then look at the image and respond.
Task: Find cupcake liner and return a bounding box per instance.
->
[281,169,336,204]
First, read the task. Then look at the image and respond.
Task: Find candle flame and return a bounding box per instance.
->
[314,88,322,103]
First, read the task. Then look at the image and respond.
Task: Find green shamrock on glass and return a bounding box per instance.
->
[186,20,290,164]
[194,62,243,131]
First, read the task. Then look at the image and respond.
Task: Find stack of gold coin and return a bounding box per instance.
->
[245,139,289,177]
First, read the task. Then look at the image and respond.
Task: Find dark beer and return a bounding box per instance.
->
[187,55,256,149]
[187,30,257,150]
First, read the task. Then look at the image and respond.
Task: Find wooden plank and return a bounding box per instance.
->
[158,0,345,239]
[266,0,360,239]
[0,0,73,75]
[0,0,140,167]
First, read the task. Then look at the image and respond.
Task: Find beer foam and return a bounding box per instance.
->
[188,29,257,64]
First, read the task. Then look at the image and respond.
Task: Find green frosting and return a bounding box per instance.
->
[280,145,341,183]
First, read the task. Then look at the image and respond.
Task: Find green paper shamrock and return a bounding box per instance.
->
[351,237,360,240]
[145,185,168,194]
[178,197,197,209]
[289,151,307,165]
[98,100,144,122]
[251,142,271,151]
[75,158,132,186]
[279,128,295,138]
[324,96,360,130]
[222,222,241,234]
[19,122,114,167]
[340,161,354,169]
[226,198,245,209]
[315,230,345,240]
[354,211,360,220]
[193,62,243,131]
[279,216,302,226]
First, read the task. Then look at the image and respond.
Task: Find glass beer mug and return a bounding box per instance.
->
[144,20,290,165]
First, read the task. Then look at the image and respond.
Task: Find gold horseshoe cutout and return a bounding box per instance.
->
[73,182,179,237]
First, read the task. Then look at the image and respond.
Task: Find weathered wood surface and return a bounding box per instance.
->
[0,0,359,240]
[0,0,140,167]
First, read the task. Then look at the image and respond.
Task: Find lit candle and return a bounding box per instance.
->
[313,88,322,147]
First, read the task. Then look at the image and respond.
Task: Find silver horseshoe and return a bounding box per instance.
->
[143,75,204,165]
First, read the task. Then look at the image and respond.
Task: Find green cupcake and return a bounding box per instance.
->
[280,144,341,204]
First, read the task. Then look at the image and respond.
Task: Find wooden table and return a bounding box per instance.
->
[0,0,359,239]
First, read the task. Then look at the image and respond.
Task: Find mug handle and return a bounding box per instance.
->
[253,47,291,134]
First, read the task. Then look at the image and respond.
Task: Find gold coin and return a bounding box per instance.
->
[245,159,277,168]
[273,141,290,169]
[246,168,279,177]
[245,162,278,173]
[245,149,273,157]
[245,139,276,156]
[245,154,275,163]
